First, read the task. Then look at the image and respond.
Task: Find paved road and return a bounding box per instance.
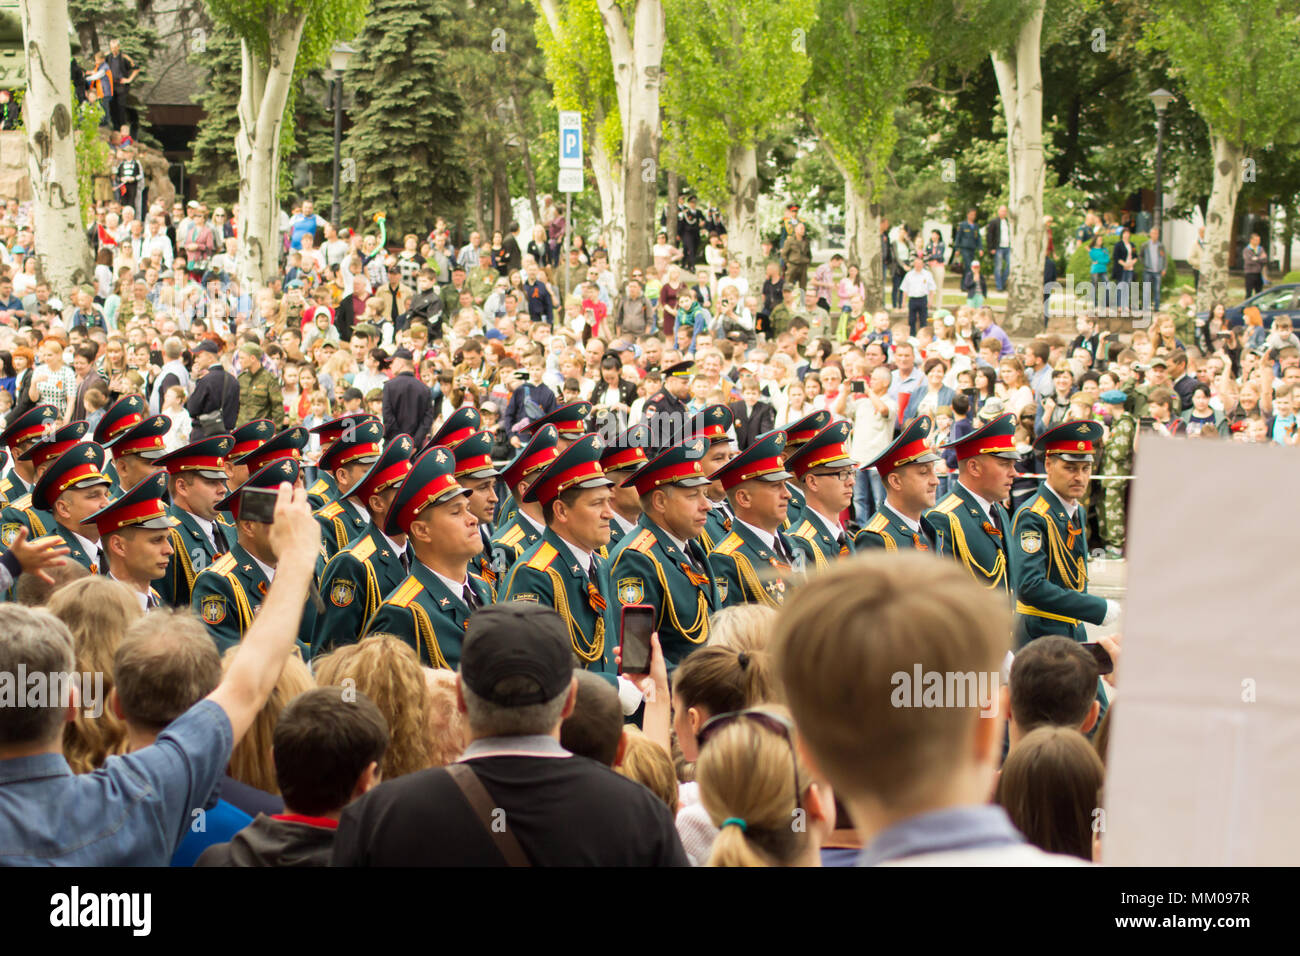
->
[1085,556,1126,640]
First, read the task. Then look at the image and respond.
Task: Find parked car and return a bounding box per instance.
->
[1197,283,1300,329]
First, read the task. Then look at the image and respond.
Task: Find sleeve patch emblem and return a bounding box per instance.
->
[1019,529,1042,554]
[201,595,226,625]
[617,578,644,605]
[1,523,20,547]
[330,579,356,607]
[510,593,539,603]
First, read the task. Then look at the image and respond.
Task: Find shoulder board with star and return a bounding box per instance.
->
[390,577,424,609]
[865,513,890,534]
[1030,497,1051,517]
[210,553,238,575]
[350,536,377,562]
[9,493,32,512]
[713,532,743,557]
[628,528,657,553]
[317,501,344,520]
[935,494,962,515]
[791,519,818,541]
[526,542,558,571]
[308,478,330,496]
[500,525,524,547]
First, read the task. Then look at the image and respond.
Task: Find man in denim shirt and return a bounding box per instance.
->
[0,483,320,866]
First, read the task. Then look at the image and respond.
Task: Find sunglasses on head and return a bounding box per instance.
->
[696,707,801,811]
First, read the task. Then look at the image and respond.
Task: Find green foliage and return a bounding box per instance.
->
[188,29,243,204]
[205,0,366,71]
[1064,231,1149,283]
[533,0,620,164]
[73,100,112,217]
[341,0,469,234]
[1141,0,1300,150]
[660,0,814,203]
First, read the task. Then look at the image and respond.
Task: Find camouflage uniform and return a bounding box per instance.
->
[236,367,286,428]
[1097,412,1135,555]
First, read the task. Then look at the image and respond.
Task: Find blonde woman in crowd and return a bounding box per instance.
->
[696,706,835,867]
[48,577,142,773]
[223,650,315,796]
[313,634,438,780]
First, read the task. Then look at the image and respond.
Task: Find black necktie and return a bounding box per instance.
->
[400,549,411,574]
[211,530,227,555]
[462,582,479,610]
[836,532,849,556]
[586,559,607,613]
[774,536,791,564]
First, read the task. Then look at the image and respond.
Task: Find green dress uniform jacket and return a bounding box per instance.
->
[49,522,101,574]
[315,496,368,559]
[488,510,544,581]
[0,468,31,505]
[699,501,732,552]
[217,514,238,551]
[503,528,619,680]
[190,543,314,657]
[853,504,939,552]
[157,505,227,608]
[708,521,798,609]
[363,562,495,669]
[306,472,338,511]
[1,495,54,547]
[782,482,806,530]
[104,459,122,497]
[313,523,412,657]
[1009,483,1108,646]
[494,490,518,531]
[609,516,720,671]
[788,510,852,572]
[925,483,1012,593]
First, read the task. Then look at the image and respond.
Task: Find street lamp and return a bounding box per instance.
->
[327,43,357,226]
[1149,88,1175,238]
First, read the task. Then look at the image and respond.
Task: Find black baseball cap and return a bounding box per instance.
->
[193,339,221,355]
[460,604,575,706]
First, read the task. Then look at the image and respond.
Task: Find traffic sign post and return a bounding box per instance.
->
[558,112,583,310]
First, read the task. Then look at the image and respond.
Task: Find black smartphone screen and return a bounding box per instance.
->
[619,605,655,674]
[1081,641,1114,675]
[240,488,278,523]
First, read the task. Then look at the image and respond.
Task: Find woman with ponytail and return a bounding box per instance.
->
[696,707,835,867]
[671,645,778,863]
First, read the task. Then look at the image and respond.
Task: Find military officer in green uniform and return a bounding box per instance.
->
[1010,419,1120,648]
[1,421,89,551]
[496,402,590,528]
[87,472,175,611]
[1096,390,1135,559]
[362,444,494,669]
[780,410,831,529]
[31,442,114,573]
[488,424,559,578]
[854,415,942,552]
[926,412,1018,592]
[610,437,720,670]
[155,434,234,608]
[101,410,171,495]
[503,433,621,682]
[235,342,287,428]
[306,412,378,509]
[0,404,58,505]
[92,395,150,495]
[313,418,383,557]
[600,423,650,554]
[190,458,315,656]
[707,430,799,608]
[219,419,278,548]
[448,428,501,588]
[786,421,856,572]
[688,404,737,551]
[312,435,416,656]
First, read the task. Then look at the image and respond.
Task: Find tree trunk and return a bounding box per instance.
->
[19,0,95,299]
[990,1,1046,337]
[509,87,542,226]
[471,168,486,239]
[591,122,626,283]
[726,143,760,287]
[492,145,510,234]
[235,19,306,295]
[596,0,664,276]
[828,148,883,312]
[1197,132,1245,315]
[666,167,678,249]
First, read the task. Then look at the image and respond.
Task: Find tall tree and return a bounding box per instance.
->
[535,0,624,276]
[204,0,365,292]
[1142,0,1300,312]
[593,0,664,276]
[188,29,243,203]
[19,0,96,298]
[661,0,813,282]
[342,0,468,236]
[989,0,1047,334]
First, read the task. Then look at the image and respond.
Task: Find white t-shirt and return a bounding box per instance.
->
[850,392,898,465]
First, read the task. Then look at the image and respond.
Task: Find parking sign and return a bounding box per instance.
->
[559,111,582,170]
